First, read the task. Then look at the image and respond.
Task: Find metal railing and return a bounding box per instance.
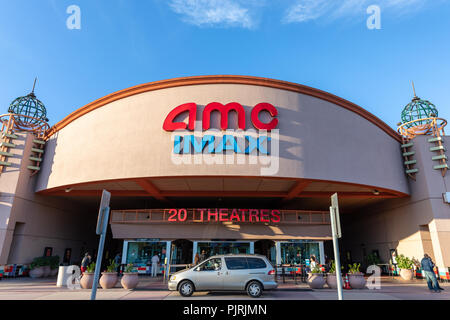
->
[110,208,330,225]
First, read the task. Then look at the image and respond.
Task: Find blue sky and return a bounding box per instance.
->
[1,0,449,129]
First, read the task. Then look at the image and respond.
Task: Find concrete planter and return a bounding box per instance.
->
[99,272,118,289]
[400,269,414,281]
[42,266,51,277]
[50,268,58,277]
[121,273,139,290]
[307,273,325,289]
[326,274,343,289]
[29,267,44,278]
[348,273,366,289]
[80,272,95,289]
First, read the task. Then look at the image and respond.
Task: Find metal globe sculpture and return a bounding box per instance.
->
[400,96,438,129]
[8,91,48,128]
[397,82,446,139]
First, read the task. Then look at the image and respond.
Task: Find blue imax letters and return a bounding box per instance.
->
[173,135,270,154]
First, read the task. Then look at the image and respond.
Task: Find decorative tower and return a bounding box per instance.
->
[397,82,447,179]
[0,78,50,175]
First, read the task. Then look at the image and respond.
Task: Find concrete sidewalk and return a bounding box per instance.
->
[0,276,449,300]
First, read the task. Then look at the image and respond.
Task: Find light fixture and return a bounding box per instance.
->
[65,188,73,193]
[373,189,380,195]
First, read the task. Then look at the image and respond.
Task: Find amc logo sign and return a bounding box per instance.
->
[163,102,279,131]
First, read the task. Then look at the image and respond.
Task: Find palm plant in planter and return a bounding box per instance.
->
[396,254,414,281]
[121,264,139,290]
[41,256,51,277]
[326,260,343,289]
[29,257,46,278]
[49,256,60,277]
[307,264,325,289]
[99,260,119,289]
[347,263,366,289]
[80,262,96,289]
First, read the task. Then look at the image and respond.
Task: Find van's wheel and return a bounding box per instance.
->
[247,281,263,298]
[179,280,194,297]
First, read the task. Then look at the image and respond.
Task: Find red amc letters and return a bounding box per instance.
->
[167,208,281,223]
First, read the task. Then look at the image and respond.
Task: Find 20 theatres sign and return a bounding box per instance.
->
[163,102,280,175]
[167,208,281,223]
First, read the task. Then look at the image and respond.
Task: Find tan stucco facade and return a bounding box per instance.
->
[0,76,448,269]
[36,82,408,194]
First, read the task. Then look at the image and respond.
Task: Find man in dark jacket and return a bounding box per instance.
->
[81,253,91,274]
[421,254,440,292]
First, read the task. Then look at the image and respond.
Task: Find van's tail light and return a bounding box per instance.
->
[268,269,275,275]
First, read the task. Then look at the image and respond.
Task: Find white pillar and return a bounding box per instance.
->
[165,241,171,277]
[121,241,128,264]
[275,242,282,265]
[192,241,198,263]
[249,241,254,254]
[319,241,325,265]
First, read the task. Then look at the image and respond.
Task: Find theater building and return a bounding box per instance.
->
[0,75,449,275]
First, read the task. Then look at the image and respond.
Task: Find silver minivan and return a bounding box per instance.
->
[168,254,277,298]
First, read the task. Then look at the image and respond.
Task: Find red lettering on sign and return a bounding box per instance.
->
[249,209,259,222]
[168,209,178,221]
[251,102,278,131]
[163,102,278,132]
[240,209,248,222]
[162,102,197,131]
[219,208,229,222]
[208,209,218,221]
[260,209,270,222]
[198,208,206,221]
[229,209,240,222]
[202,102,245,131]
[271,210,281,223]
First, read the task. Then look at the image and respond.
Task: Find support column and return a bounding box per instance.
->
[192,241,198,263]
[249,241,254,254]
[121,240,128,264]
[319,241,325,265]
[275,242,282,265]
[165,241,171,277]
[429,220,448,268]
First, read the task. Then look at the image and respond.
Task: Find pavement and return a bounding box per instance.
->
[0,275,449,300]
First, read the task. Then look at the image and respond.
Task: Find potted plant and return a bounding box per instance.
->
[366,253,381,266]
[99,260,119,289]
[121,264,139,290]
[326,260,343,289]
[347,263,366,289]
[80,262,96,289]
[42,256,51,277]
[49,256,60,277]
[307,264,325,289]
[29,257,45,278]
[396,254,414,281]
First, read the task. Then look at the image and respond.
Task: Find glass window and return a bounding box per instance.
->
[280,242,320,265]
[225,257,249,270]
[126,241,166,267]
[198,258,222,271]
[197,242,250,258]
[247,258,266,269]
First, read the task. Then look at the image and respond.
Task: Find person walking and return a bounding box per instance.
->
[421,254,440,293]
[310,256,317,270]
[81,253,91,274]
[194,253,200,265]
[114,253,121,275]
[427,255,445,291]
[151,252,160,277]
[199,250,207,263]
